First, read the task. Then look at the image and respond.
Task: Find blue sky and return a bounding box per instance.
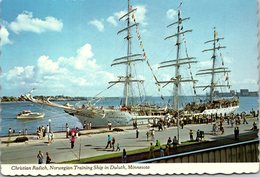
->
[0,0,258,97]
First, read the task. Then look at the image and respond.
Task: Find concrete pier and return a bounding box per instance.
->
[1,117,259,164]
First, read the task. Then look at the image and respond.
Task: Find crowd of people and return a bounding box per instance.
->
[6,109,258,164]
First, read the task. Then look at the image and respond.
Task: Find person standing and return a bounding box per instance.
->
[8,128,12,136]
[66,126,70,138]
[234,127,239,140]
[46,152,51,164]
[167,137,172,148]
[196,129,200,141]
[136,128,139,138]
[180,120,184,129]
[70,135,75,149]
[151,129,155,141]
[108,122,112,131]
[189,130,193,141]
[37,151,44,164]
[149,143,155,158]
[122,149,127,163]
[155,139,161,147]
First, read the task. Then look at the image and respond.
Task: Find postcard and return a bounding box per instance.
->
[0,0,259,175]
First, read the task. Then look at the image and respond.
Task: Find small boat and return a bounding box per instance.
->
[16,110,45,119]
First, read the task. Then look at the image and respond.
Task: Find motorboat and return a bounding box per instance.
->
[16,110,45,119]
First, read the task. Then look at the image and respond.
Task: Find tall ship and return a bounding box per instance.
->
[188,28,239,115]
[23,0,167,127]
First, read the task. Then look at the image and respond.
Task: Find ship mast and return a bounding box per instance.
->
[196,28,230,102]
[158,8,197,144]
[109,0,145,107]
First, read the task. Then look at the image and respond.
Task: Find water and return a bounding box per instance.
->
[0,96,258,136]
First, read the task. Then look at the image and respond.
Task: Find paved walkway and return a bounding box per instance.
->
[1,117,258,164]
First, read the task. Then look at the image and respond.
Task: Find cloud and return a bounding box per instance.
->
[0,25,12,46]
[166,9,178,20]
[6,66,34,81]
[106,16,117,26]
[9,11,63,34]
[1,43,115,96]
[37,55,61,74]
[74,43,99,70]
[89,19,104,32]
[134,5,147,26]
[109,5,148,27]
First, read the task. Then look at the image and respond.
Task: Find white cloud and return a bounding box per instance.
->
[0,25,12,46]
[2,43,113,95]
[166,9,178,20]
[106,16,117,26]
[134,5,147,26]
[37,55,60,74]
[114,11,126,20]
[89,19,104,32]
[6,66,35,81]
[9,11,63,34]
[109,5,148,27]
[74,43,99,70]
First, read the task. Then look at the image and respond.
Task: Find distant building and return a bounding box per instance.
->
[240,89,249,96]
[214,89,258,97]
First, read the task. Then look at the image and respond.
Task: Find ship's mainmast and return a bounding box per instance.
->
[158,9,197,144]
[196,28,230,102]
[109,0,145,107]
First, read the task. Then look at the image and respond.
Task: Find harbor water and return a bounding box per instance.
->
[0,96,258,136]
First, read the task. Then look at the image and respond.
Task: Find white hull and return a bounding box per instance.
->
[67,105,239,127]
[202,105,239,115]
[66,108,164,127]
[17,113,45,119]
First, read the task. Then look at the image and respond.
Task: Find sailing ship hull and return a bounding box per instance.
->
[64,107,164,127]
[75,111,132,127]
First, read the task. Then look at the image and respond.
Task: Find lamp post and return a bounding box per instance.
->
[48,119,51,142]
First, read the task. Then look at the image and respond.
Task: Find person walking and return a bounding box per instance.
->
[105,135,112,149]
[146,131,149,141]
[136,128,139,138]
[111,137,115,151]
[167,137,172,148]
[37,151,44,164]
[70,135,75,149]
[46,152,51,164]
[116,143,120,151]
[122,149,127,163]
